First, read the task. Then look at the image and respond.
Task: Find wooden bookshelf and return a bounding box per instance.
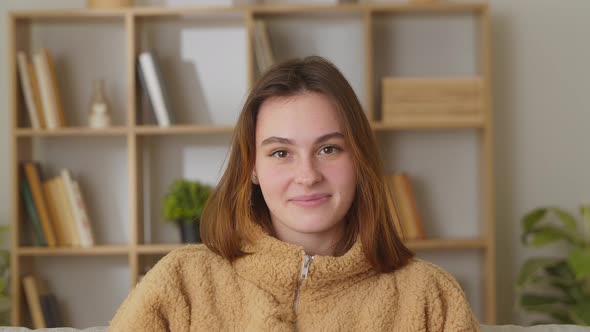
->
[9,2,496,327]
[16,245,130,256]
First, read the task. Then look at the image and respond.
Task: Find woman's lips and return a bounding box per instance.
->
[289,194,330,207]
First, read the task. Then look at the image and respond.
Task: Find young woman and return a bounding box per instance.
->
[108,56,480,331]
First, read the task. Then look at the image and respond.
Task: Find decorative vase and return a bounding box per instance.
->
[89,79,112,128]
[178,219,200,243]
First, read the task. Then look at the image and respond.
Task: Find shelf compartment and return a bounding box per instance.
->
[135,14,247,127]
[14,127,129,137]
[13,16,129,129]
[17,245,130,256]
[137,135,230,245]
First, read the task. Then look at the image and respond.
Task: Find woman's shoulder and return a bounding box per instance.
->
[149,244,231,277]
[387,258,465,295]
[163,243,227,265]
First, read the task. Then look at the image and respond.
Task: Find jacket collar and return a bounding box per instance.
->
[233,223,375,303]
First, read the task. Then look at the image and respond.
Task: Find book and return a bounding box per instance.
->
[391,173,426,240]
[23,276,62,328]
[61,169,95,247]
[42,179,70,246]
[16,52,42,129]
[138,51,174,127]
[28,61,46,129]
[384,175,405,237]
[39,293,62,328]
[253,20,276,76]
[40,48,66,127]
[33,52,57,129]
[22,276,46,328]
[23,162,57,247]
[52,176,81,247]
[20,180,47,246]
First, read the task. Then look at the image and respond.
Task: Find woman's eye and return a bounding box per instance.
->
[271,150,288,159]
[320,145,341,155]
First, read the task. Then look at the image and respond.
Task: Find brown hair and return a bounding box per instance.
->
[201,56,414,272]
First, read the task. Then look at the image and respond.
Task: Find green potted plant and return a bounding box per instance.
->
[515,204,590,325]
[162,179,212,243]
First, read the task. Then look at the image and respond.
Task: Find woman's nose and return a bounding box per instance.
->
[294,157,322,186]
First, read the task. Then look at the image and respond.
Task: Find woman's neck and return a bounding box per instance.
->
[271,222,344,256]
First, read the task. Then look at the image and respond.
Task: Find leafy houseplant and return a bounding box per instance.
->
[516,205,590,325]
[163,179,212,243]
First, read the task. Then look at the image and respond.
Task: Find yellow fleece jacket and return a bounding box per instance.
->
[109,228,481,331]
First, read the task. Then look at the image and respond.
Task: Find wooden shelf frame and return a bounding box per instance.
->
[9,1,495,326]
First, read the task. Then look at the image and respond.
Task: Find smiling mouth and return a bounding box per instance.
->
[290,194,331,207]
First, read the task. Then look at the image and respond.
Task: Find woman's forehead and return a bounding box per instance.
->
[255,92,344,145]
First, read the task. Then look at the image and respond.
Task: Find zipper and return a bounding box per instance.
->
[294,254,313,318]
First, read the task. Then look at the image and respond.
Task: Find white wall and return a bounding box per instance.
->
[1,0,589,327]
[490,0,590,325]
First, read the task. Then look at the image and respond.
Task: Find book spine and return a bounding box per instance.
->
[150,52,175,125]
[20,181,47,247]
[392,173,418,240]
[39,294,54,328]
[72,180,95,247]
[23,163,57,247]
[42,180,66,246]
[41,48,66,127]
[54,177,80,247]
[401,174,426,239]
[22,276,46,329]
[46,294,63,328]
[61,170,94,247]
[16,52,40,129]
[136,59,156,124]
[27,62,46,129]
[33,53,57,129]
[138,52,171,127]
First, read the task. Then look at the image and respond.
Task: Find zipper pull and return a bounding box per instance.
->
[300,255,313,281]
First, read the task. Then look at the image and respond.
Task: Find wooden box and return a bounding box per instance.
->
[381,77,484,123]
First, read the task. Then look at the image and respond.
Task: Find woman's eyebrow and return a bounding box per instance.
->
[260,132,344,147]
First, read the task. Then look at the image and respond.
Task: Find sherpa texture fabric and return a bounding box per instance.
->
[108,226,480,332]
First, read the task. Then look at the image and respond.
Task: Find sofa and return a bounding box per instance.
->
[0,325,589,331]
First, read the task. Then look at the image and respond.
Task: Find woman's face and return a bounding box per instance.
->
[253,92,356,243]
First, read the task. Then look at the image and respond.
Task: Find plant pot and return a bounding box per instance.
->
[178,219,200,243]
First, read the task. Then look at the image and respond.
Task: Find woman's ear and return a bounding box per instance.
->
[251,171,259,185]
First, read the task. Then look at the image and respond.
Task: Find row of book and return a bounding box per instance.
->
[17,46,174,129]
[21,162,95,248]
[388,172,426,240]
[18,30,275,130]
[23,275,63,329]
[17,49,66,130]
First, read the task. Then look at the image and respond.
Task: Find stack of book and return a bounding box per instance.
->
[22,275,62,328]
[21,162,95,248]
[17,48,66,130]
[388,172,426,241]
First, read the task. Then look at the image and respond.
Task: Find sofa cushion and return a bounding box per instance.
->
[482,324,590,332]
[0,327,107,332]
